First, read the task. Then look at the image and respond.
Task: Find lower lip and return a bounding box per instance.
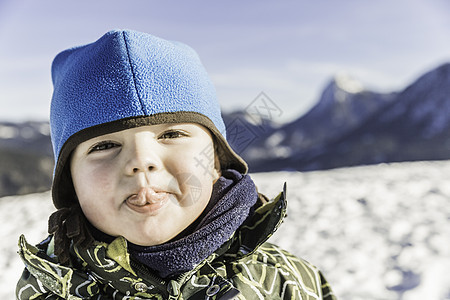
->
[125,197,169,215]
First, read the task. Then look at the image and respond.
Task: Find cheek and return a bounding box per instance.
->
[73,165,117,225]
[167,145,217,208]
[176,172,214,207]
[72,162,116,202]
[167,153,217,189]
[180,143,217,176]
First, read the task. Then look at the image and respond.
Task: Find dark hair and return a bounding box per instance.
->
[48,169,94,265]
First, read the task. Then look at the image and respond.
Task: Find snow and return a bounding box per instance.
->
[253,160,450,300]
[1,160,450,299]
[334,74,364,94]
[0,191,54,299]
[0,125,19,139]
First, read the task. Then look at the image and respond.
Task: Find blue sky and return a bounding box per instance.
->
[1,0,450,123]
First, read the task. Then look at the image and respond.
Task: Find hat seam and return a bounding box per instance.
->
[121,31,145,114]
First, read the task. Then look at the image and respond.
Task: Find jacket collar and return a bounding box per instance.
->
[215,183,287,259]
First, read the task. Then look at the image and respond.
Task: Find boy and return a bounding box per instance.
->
[16,29,337,299]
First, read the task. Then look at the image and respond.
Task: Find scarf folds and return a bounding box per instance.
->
[127,169,258,278]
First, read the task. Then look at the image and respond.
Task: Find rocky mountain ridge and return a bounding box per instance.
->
[233,63,450,172]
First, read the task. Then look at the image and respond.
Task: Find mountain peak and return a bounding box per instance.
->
[333,73,364,93]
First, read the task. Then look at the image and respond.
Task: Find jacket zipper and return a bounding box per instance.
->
[130,259,168,296]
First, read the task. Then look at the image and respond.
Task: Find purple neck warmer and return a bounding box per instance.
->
[90,169,258,278]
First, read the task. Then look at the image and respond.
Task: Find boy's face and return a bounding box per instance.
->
[70,123,220,246]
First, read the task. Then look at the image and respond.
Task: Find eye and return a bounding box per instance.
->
[159,130,188,140]
[88,141,120,153]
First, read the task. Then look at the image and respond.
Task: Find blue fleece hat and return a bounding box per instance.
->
[50,29,247,209]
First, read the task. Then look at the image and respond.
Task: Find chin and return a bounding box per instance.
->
[128,234,173,247]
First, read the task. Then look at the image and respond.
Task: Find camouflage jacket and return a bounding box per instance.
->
[16,187,337,300]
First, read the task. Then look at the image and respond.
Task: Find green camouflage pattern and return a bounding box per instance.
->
[16,187,337,299]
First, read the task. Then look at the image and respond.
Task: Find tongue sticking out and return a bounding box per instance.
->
[126,187,168,207]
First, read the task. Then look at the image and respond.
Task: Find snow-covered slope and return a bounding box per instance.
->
[0,191,54,299]
[1,160,450,299]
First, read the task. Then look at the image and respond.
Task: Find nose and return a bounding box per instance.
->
[124,136,161,176]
